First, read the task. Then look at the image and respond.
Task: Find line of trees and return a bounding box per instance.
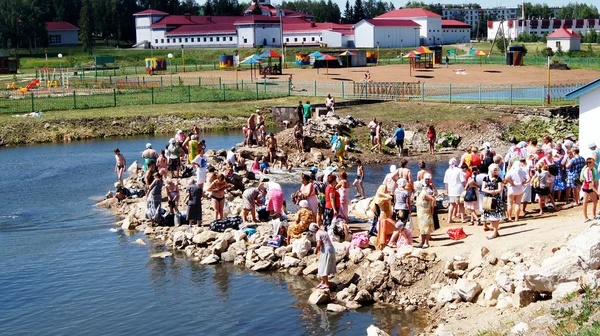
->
[281,0,341,24]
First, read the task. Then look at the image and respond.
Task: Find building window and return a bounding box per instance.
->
[216,37,220,41]
[272,38,275,43]
[311,37,315,41]
[185,38,188,42]
[191,38,194,42]
[286,38,289,42]
[556,41,561,48]
[210,37,213,42]
[303,37,306,42]
[244,38,247,43]
[49,35,62,44]
[155,39,158,43]
[204,37,207,42]
[179,38,182,42]
[229,37,233,41]
[161,39,164,43]
[167,38,170,43]
[294,38,297,42]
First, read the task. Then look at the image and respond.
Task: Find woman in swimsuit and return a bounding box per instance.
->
[207,173,229,220]
[267,133,277,163]
[156,150,169,178]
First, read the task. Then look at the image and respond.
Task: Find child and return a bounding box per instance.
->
[389,179,411,247]
[260,156,270,174]
[353,159,365,199]
[156,150,168,178]
[114,148,126,186]
[310,223,336,290]
[251,157,261,175]
[165,179,180,214]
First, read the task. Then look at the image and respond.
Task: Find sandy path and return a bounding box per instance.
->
[166,64,600,86]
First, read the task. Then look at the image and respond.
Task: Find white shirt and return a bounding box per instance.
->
[368,121,377,133]
[443,167,466,197]
[226,151,236,165]
[192,155,207,184]
[506,167,528,186]
[267,181,282,191]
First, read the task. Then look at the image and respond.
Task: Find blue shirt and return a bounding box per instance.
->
[260,162,269,171]
[394,128,405,141]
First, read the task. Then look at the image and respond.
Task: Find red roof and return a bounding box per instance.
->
[283,22,352,33]
[151,15,244,28]
[134,9,168,16]
[46,21,79,31]
[233,16,281,25]
[363,19,420,27]
[547,27,581,39]
[165,24,236,36]
[375,8,442,19]
[244,4,311,18]
[442,20,471,28]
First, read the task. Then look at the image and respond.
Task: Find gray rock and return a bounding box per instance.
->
[327,303,347,312]
[496,270,515,293]
[192,231,218,245]
[251,260,272,272]
[255,246,276,261]
[482,285,501,302]
[151,251,172,259]
[221,251,236,263]
[552,281,581,302]
[211,239,229,254]
[367,250,383,262]
[435,324,456,336]
[366,325,391,336]
[303,262,319,275]
[354,289,374,304]
[510,322,529,335]
[308,290,332,305]
[274,246,287,259]
[349,248,365,263]
[512,285,538,308]
[436,285,460,303]
[282,256,301,268]
[200,254,220,265]
[454,279,482,302]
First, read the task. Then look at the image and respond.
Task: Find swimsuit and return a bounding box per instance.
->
[356,175,363,181]
[211,195,225,202]
[117,164,125,170]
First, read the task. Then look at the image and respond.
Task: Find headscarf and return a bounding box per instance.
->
[397,178,408,189]
[448,158,457,168]
[389,165,397,174]
[488,163,500,179]
[309,223,319,232]
[299,200,309,208]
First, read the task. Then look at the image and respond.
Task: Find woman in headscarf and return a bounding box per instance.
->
[416,188,435,248]
[505,158,528,222]
[482,163,505,239]
[311,223,336,290]
[300,174,318,214]
[373,185,394,250]
[288,200,315,243]
[188,134,199,164]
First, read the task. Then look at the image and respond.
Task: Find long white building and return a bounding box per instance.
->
[442,5,560,30]
[488,18,600,40]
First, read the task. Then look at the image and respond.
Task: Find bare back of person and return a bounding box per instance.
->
[397,167,413,183]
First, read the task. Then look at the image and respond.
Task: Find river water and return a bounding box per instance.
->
[0,132,445,335]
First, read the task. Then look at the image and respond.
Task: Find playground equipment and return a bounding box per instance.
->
[295,53,310,67]
[317,54,339,79]
[38,68,68,88]
[16,79,40,93]
[403,51,421,77]
[429,45,443,64]
[145,58,167,74]
[506,45,525,66]
[258,49,282,75]
[339,51,356,70]
[366,52,378,64]
[219,55,235,69]
[472,50,490,71]
[414,46,434,69]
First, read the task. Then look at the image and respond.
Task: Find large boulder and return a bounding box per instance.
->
[567,226,600,269]
[552,282,581,302]
[454,279,482,302]
[524,248,585,293]
[349,248,365,263]
[496,270,515,293]
[255,246,276,261]
[354,289,374,305]
[308,290,332,305]
[251,260,272,272]
[121,212,138,230]
[512,285,538,308]
[211,239,229,254]
[303,262,319,275]
[327,303,348,312]
[282,256,301,268]
[200,254,220,265]
[436,285,460,303]
[333,241,351,262]
[348,198,374,220]
[193,231,218,245]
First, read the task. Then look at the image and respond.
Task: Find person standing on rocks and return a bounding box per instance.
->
[206,173,229,220]
[142,143,158,172]
[393,124,405,156]
[242,185,266,224]
[246,114,257,146]
[427,125,436,155]
[323,174,340,228]
[157,150,168,179]
[368,118,378,146]
[353,160,365,199]
[396,159,413,186]
[311,222,336,290]
[293,121,304,153]
[302,100,312,125]
[166,138,181,179]
[265,180,284,219]
[374,184,394,250]
[444,158,466,224]
[288,200,315,244]
[482,164,505,239]
[188,135,199,165]
[296,100,304,125]
[336,170,351,220]
[325,94,335,114]
[165,179,180,214]
[564,148,585,206]
[191,148,208,189]
[114,148,126,186]
[145,172,163,223]
[300,174,318,214]
[505,159,528,222]
[416,187,435,248]
[184,179,203,226]
[370,122,382,153]
[267,133,278,163]
[581,158,598,222]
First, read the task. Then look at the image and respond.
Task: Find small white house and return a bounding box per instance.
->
[566,78,600,158]
[374,8,442,46]
[46,22,79,45]
[354,19,420,48]
[321,29,355,48]
[547,27,581,52]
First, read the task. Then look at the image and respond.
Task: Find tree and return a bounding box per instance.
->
[251,3,262,15]
[80,0,94,55]
[495,36,509,53]
[353,0,365,22]
[342,0,353,23]
[558,3,599,19]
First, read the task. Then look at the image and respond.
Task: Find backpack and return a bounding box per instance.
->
[209,216,242,232]
[464,185,477,202]
[548,164,559,177]
[580,167,596,184]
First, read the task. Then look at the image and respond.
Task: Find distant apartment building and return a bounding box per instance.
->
[488,18,600,40]
[442,5,560,29]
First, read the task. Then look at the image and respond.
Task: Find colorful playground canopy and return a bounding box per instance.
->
[309,51,323,57]
[403,50,421,58]
[244,54,264,61]
[259,49,282,58]
[339,51,356,56]
[240,57,262,64]
[318,54,339,61]
[472,50,489,56]
[416,46,433,54]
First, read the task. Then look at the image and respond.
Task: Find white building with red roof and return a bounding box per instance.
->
[373,8,443,46]
[546,28,581,52]
[441,20,471,44]
[46,22,79,45]
[354,19,421,48]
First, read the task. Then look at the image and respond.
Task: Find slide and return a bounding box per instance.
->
[17,79,40,93]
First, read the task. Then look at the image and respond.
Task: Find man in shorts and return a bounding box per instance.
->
[394,124,405,156]
[444,158,466,224]
[368,118,377,146]
[114,148,126,186]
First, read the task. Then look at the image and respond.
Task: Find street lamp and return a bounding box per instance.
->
[58,53,63,86]
[180,44,185,73]
[168,53,173,86]
[376,42,380,65]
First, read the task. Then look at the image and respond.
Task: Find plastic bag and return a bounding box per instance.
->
[292,237,311,258]
[350,231,369,250]
[446,227,467,240]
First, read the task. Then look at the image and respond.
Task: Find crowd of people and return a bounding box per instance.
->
[112,107,596,289]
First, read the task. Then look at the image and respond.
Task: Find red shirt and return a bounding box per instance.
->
[325,184,340,209]
[470,154,482,168]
